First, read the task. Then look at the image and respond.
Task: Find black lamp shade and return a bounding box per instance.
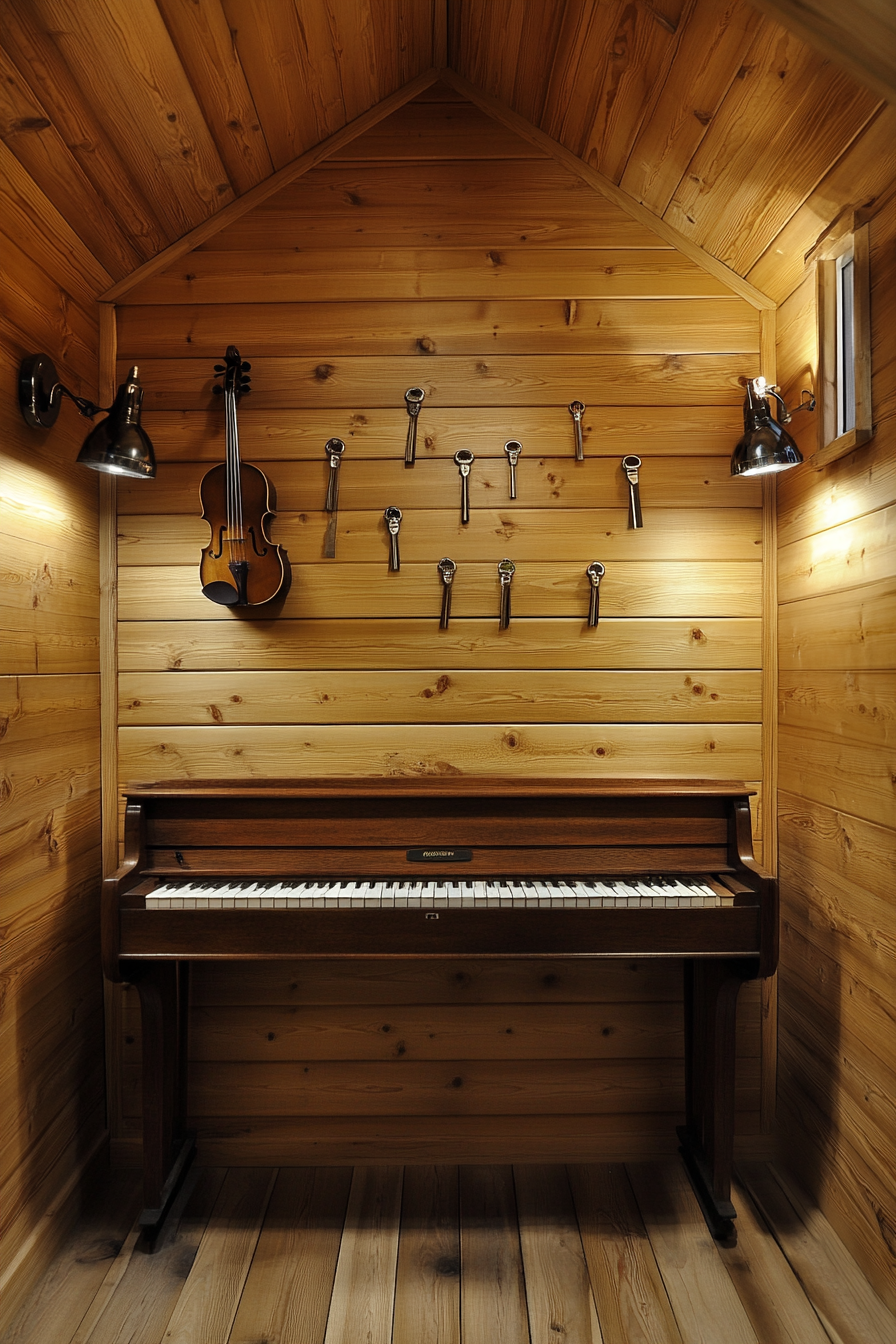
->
[731,380,802,477]
[76,367,156,477]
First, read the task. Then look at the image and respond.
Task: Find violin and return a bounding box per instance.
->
[199,346,290,607]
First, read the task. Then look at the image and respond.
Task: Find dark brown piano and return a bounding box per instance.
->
[103,777,777,1243]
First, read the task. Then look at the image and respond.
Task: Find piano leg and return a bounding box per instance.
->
[130,959,196,1244]
[678,956,759,1243]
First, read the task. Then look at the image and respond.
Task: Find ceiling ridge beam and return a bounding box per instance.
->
[440,68,775,312]
[101,67,441,304]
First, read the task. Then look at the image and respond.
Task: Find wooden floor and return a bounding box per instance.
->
[4,1161,893,1344]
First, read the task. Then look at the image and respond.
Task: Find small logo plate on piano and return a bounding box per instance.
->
[407,847,473,862]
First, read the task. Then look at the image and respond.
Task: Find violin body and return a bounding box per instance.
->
[199,461,289,606]
[199,346,290,607]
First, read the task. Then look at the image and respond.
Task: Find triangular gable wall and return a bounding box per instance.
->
[103,69,771,309]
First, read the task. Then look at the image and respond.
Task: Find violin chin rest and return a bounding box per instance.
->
[202,581,242,607]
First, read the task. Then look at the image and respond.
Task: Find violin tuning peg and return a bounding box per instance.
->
[214,363,226,372]
[241,362,251,372]
[212,385,224,395]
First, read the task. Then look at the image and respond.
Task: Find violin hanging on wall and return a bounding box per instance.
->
[199,346,290,607]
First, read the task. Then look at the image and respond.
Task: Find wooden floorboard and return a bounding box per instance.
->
[4,1161,894,1344]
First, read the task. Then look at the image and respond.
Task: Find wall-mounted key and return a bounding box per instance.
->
[497,558,515,629]
[404,387,425,466]
[454,449,474,524]
[437,557,456,629]
[621,454,643,528]
[384,507,402,571]
[586,561,605,627]
[568,401,586,460]
[323,438,345,557]
[503,440,522,499]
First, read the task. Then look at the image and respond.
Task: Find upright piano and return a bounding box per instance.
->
[102,777,777,1242]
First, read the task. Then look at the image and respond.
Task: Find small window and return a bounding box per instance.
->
[836,250,855,437]
[814,220,872,469]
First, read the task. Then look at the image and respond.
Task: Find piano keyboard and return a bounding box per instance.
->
[145,877,734,910]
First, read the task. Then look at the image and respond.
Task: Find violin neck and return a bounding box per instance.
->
[225,386,244,543]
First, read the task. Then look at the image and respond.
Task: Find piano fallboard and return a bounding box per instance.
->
[120,904,761,959]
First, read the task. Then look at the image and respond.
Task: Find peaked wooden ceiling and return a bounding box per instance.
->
[0,0,890,301]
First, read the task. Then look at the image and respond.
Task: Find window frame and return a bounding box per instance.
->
[814,219,872,469]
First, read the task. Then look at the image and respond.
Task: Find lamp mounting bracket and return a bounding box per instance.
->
[18,353,105,429]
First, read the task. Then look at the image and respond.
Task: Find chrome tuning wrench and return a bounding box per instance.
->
[454,448,474,524]
[384,506,402,571]
[497,558,515,630]
[323,437,346,557]
[503,440,522,499]
[622,454,643,529]
[568,400,586,460]
[438,557,457,629]
[404,387,425,466]
[586,561,605,627]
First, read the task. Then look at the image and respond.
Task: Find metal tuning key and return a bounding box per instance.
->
[454,449,474,524]
[503,440,522,499]
[323,437,345,558]
[404,387,425,467]
[497,558,515,630]
[438,557,456,629]
[622,455,643,529]
[568,401,586,460]
[325,438,345,513]
[586,561,605,627]
[384,506,402,571]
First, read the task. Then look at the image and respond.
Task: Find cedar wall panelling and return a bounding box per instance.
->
[775,186,896,1306]
[111,91,767,1166]
[0,185,103,1311]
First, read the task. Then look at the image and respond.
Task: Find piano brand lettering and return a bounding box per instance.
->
[407,847,473,862]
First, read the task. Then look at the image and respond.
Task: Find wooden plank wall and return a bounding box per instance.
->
[774,180,896,1306]
[0,152,105,1320]
[111,86,767,1166]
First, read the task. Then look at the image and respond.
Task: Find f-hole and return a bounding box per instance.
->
[210,525,226,560]
[247,527,269,558]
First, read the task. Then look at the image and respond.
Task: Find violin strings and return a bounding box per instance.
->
[226,386,246,563]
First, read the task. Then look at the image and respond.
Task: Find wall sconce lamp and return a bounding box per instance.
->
[730,376,816,477]
[18,353,156,478]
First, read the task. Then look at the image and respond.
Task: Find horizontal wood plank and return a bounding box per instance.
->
[117,561,762,622]
[117,722,762,781]
[118,667,761,726]
[779,725,896,832]
[117,617,762,673]
[185,1001,758,1062]
[117,297,759,359]
[189,959,687,1006]
[126,1057,760,1117]
[126,353,754,410]
[117,507,763,566]
[778,671,895,746]
[779,862,895,1015]
[119,456,758,515]
[200,159,670,251]
[777,579,896,670]
[142,406,749,462]
[777,504,896,604]
[126,250,740,306]
[776,426,896,548]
